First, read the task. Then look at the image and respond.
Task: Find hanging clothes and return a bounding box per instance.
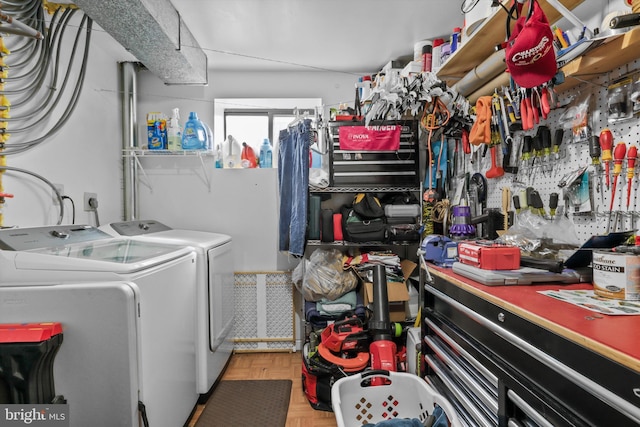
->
[278,118,312,257]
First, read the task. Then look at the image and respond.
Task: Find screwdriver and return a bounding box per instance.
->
[539,126,551,171]
[599,128,613,189]
[521,135,532,166]
[513,194,521,214]
[532,135,543,173]
[552,128,564,160]
[550,192,559,218]
[627,145,638,209]
[589,135,603,202]
[610,142,627,212]
[530,190,546,216]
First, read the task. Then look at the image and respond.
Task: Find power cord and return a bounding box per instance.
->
[62,196,75,224]
[88,197,99,226]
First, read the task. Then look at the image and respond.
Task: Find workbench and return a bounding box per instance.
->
[423,264,640,427]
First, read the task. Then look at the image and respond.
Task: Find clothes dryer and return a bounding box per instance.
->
[0,225,199,427]
[100,219,234,395]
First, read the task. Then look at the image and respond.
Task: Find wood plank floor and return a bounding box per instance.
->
[187,351,337,427]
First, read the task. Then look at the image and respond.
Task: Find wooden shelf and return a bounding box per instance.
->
[556,28,640,92]
[437,0,585,86]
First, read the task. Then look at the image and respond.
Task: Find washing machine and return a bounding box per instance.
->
[0,225,199,427]
[100,219,234,395]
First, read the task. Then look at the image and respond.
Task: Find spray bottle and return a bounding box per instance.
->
[215,144,223,168]
[167,108,182,151]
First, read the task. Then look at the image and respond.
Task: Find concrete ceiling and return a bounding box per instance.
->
[171,0,464,75]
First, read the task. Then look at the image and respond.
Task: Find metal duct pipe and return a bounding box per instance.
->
[451,50,506,96]
[119,61,140,221]
[74,0,207,85]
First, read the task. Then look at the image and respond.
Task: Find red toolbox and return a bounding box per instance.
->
[458,241,520,270]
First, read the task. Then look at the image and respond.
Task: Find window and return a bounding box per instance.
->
[213,98,322,168]
[224,109,294,153]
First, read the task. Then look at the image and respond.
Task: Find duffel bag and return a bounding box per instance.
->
[341,206,386,243]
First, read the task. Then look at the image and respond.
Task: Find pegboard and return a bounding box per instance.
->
[475,57,640,243]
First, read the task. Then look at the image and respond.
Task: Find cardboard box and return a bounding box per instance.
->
[363,260,416,322]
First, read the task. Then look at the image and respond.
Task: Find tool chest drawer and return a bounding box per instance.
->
[328,120,420,187]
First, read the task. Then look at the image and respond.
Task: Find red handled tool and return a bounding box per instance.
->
[461,127,470,155]
[540,86,551,119]
[627,145,638,209]
[599,128,613,189]
[531,88,540,125]
[520,89,534,131]
[610,142,627,212]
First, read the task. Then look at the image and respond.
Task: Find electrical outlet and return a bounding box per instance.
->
[84,192,97,211]
[52,184,64,204]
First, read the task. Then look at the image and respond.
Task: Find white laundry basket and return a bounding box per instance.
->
[331,370,461,427]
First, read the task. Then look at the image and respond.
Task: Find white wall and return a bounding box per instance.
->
[134,70,356,271]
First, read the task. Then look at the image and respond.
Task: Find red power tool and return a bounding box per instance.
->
[317,316,370,373]
[368,264,398,385]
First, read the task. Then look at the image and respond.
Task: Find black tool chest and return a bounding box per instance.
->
[328,119,420,187]
[423,272,640,427]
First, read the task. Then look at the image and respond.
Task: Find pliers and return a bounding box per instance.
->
[520,88,534,131]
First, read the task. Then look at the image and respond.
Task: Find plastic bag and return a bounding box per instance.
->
[557,92,590,142]
[497,209,580,257]
[292,249,358,302]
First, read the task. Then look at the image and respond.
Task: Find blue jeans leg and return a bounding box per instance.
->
[278,119,311,257]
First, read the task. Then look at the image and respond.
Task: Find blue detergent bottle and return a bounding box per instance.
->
[259,138,273,168]
[181,111,208,150]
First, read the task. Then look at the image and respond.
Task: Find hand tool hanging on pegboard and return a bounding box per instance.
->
[486,96,504,179]
[626,145,637,211]
[589,134,604,205]
[610,142,627,213]
[599,128,613,190]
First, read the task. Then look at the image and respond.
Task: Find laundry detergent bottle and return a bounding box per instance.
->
[259,138,273,168]
[241,142,257,168]
[167,108,182,151]
[181,111,208,150]
[223,135,242,168]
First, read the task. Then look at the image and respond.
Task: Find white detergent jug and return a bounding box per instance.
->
[223,135,242,168]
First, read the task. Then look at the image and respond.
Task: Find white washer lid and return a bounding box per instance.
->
[132,229,231,249]
[12,239,193,274]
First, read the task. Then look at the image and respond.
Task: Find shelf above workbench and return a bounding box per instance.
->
[556,27,640,92]
[436,0,585,87]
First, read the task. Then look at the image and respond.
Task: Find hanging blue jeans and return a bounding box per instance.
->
[278,119,311,257]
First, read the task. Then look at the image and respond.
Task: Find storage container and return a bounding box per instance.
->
[331,370,461,427]
[328,120,420,187]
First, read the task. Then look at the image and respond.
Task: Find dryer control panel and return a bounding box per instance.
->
[108,220,173,236]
